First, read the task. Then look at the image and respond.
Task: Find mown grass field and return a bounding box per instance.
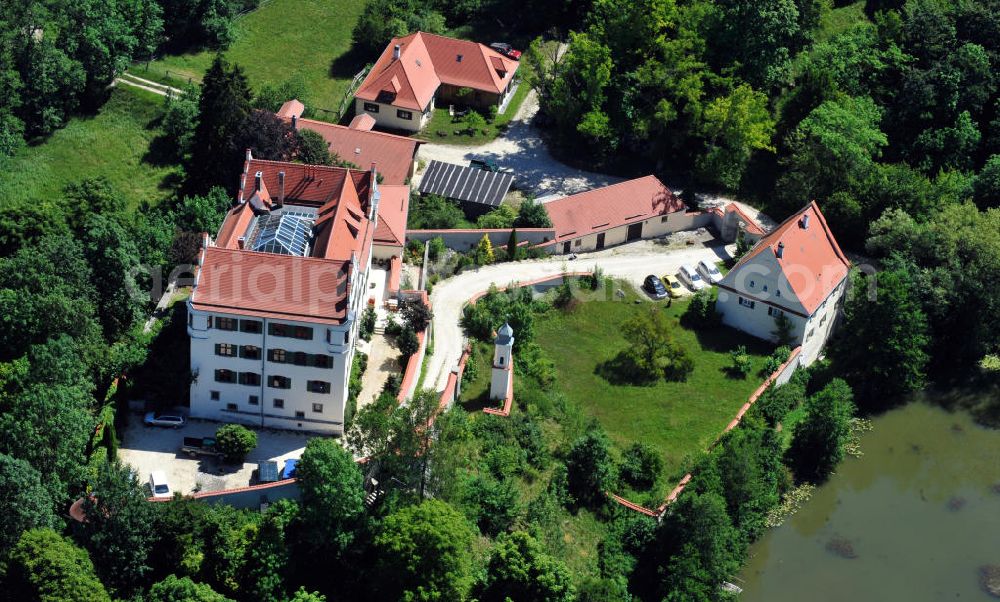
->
[140,0,368,112]
[534,288,774,481]
[0,87,180,209]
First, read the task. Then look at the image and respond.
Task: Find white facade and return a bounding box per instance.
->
[355,97,434,133]
[490,324,513,401]
[716,250,847,367]
[557,210,709,254]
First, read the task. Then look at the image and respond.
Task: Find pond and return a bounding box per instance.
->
[740,400,1000,601]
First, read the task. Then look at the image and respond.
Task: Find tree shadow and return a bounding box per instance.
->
[595,351,659,387]
[329,45,369,80]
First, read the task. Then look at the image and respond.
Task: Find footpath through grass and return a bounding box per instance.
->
[535,288,774,482]
[142,0,368,110]
[0,87,180,210]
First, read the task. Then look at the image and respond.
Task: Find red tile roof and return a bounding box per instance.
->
[276,99,304,119]
[291,116,420,185]
[374,185,410,247]
[355,32,519,111]
[544,176,687,243]
[348,113,376,131]
[731,201,850,314]
[191,246,352,324]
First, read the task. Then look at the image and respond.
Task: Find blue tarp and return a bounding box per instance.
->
[283,458,299,479]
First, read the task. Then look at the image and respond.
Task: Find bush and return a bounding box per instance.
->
[566,429,618,507]
[682,289,720,329]
[428,236,446,261]
[761,345,792,376]
[462,475,520,536]
[729,345,752,377]
[402,300,433,332]
[215,424,257,463]
[360,306,377,341]
[619,443,663,490]
[396,326,419,359]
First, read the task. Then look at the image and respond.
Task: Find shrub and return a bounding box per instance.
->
[215,424,257,463]
[682,289,720,329]
[729,345,752,377]
[462,475,520,536]
[384,316,402,337]
[566,429,618,507]
[484,445,527,480]
[402,300,433,332]
[360,306,377,341]
[427,236,446,261]
[761,345,792,376]
[396,326,419,359]
[619,442,663,489]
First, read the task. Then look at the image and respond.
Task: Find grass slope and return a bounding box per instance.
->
[0,87,179,209]
[535,290,773,479]
[142,0,368,110]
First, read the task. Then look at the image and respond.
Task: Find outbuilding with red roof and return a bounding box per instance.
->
[354,31,519,132]
[715,201,851,366]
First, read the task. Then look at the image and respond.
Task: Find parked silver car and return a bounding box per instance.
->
[678,264,706,291]
[144,412,186,428]
[696,259,724,285]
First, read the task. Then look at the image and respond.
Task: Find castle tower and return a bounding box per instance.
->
[490,322,514,401]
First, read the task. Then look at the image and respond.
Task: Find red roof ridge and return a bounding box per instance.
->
[297,116,422,145]
[204,244,350,268]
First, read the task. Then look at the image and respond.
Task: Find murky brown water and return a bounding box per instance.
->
[740,401,1000,602]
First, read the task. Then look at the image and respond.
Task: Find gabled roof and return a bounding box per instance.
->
[374,185,410,248]
[544,176,687,243]
[190,247,351,324]
[725,201,850,315]
[355,32,518,110]
[288,113,421,185]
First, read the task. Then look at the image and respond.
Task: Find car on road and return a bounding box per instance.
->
[643,275,668,299]
[662,274,685,298]
[144,412,185,428]
[678,264,706,291]
[489,42,522,60]
[149,471,171,499]
[697,259,724,285]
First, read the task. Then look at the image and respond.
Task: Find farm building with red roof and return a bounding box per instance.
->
[354,31,519,132]
[716,201,851,366]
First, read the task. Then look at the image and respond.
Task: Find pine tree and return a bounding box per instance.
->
[506,228,518,259]
[187,55,252,193]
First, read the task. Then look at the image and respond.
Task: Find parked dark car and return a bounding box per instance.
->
[643,275,668,299]
[489,42,522,60]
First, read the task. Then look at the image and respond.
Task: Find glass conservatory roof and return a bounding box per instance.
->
[248,209,316,256]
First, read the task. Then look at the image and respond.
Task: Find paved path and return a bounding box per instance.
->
[424,240,733,393]
[114,72,185,97]
[416,91,623,198]
[355,334,400,410]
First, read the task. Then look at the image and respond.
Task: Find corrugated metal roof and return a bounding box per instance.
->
[418,160,513,207]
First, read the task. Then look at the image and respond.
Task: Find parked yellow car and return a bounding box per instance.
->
[662,274,685,298]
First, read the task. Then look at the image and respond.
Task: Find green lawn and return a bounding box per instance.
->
[416,78,532,144]
[535,289,774,481]
[0,87,180,209]
[140,0,368,112]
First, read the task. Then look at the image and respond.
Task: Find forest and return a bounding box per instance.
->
[0,0,998,601]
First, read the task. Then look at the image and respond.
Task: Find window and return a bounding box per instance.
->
[215,317,237,331]
[574,239,581,247]
[249,395,259,405]
[268,349,287,363]
[806,328,814,340]
[313,354,333,369]
[363,102,379,113]
[768,307,784,318]
[240,319,262,333]
[226,403,238,411]
[397,109,413,120]
[749,280,756,288]
[238,372,261,386]
[775,290,782,298]
[307,380,331,394]
[268,323,290,337]
[292,351,309,366]
[312,403,324,413]
[273,398,284,409]
[763,285,769,292]
[820,314,828,326]
[269,375,291,389]
[215,343,236,357]
[240,345,261,360]
[344,331,349,344]
[293,326,313,340]
[661,215,669,223]
[738,297,755,309]
[210,391,220,401]
[295,411,305,419]
[214,369,236,383]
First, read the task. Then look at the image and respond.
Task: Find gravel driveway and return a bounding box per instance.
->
[424,239,734,393]
[416,91,623,199]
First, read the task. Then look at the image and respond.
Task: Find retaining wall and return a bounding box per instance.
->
[405,228,557,251]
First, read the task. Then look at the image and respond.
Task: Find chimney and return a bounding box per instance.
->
[277,171,285,205]
[291,114,297,129]
[237,236,246,249]
[393,44,401,61]
[801,214,810,229]
[254,171,263,192]
[776,242,785,259]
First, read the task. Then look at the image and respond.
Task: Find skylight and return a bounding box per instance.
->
[249,209,315,256]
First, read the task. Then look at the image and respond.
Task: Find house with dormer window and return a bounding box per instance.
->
[354,32,520,132]
[715,202,851,366]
